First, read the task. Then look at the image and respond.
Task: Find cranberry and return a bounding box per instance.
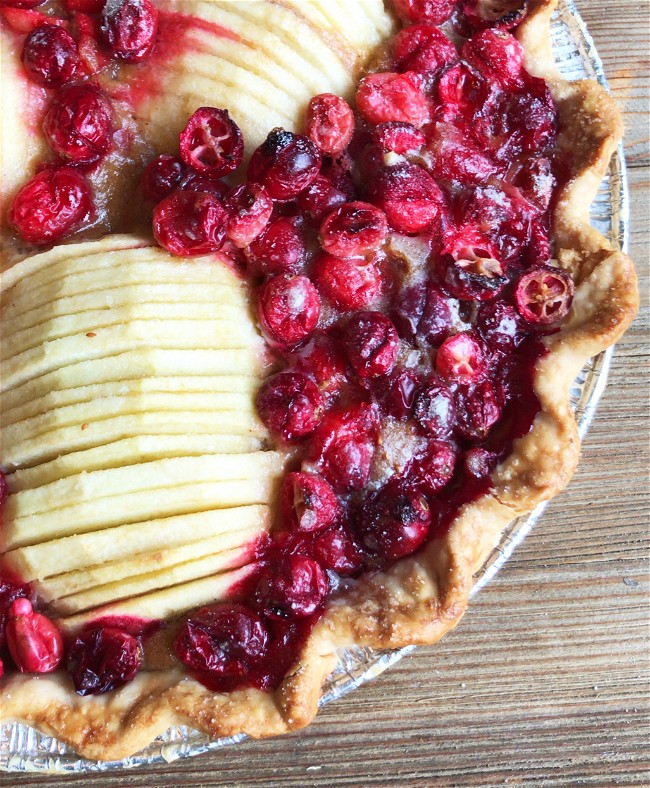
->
[437,62,490,121]
[342,311,399,379]
[178,171,228,198]
[255,555,329,619]
[280,472,340,533]
[100,0,158,63]
[319,201,388,258]
[392,282,455,347]
[464,446,499,478]
[296,175,347,222]
[0,580,28,653]
[356,71,430,128]
[437,227,507,301]
[455,379,503,440]
[413,378,456,438]
[305,93,355,157]
[257,274,320,346]
[463,29,524,88]
[393,24,457,75]
[369,163,446,235]
[511,156,555,213]
[436,333,487,383]
[256,372,324,442]
[477,301,523,350]
[515,265,575,325]
[140,155,185,203]
[21,25,80,88]
[374,367,421,420]
[67,626,142,695]
[392,0,456,25]
[153,190,228,257]
[411,440,457,495]
[293,331,348,407]
[178,107,244,177]
[3,0,46,8]
[10,166,92,245]
[224,182,273,248]
[63,0,105,10]
[43,84,113,166]
[359,479,431,560]
[313,252,383,311]
[427,122,498,184]
[0,470,8,507]
[174,604,268,690]
[372,122,426,155]
[461,0,528,31]
[497,81,557,154]
[5,598,63,674]
[313,524,366,576]
[248,129,321,202]
[247,216,306,276]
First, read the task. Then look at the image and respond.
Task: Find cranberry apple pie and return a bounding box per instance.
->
[0,0,638,761]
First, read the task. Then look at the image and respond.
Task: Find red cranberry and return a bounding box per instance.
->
[43,84,113,166]
[342,311,399,379]
[497,81,557,154]
[248,216,305,276]
[392,0,456,25]
[67,626,142,695]
[179,107,244,178]
[509,156,555,213]
[313,252,383,311]
[296,175,347,222]
[178,171,228,198]
[0,470,8,507]
[320,201,388,258]
[438,227,507,301]
[372,122,426,155]
[515,265,575,325]
[293,331,348,407]
[393,24,458,75]
[280,472,340,533]
[173,604,268,690]
[258,274,320,346]
[436,333,487,383]
[413,378,456,438]
[461,0,528,31]
[21,25,81,88]
[0,580,28,653]
[255,555,329,619]
[464,446,499,478]
[394,283,456,347]
[153,190,228,257]
[3,1,46,8]
[140,155,185,203]
[369,163,446,235]
[256,372,324,442]
[313,524,366,576]
[100,0,158,63]
[407,439,457,495]
[477,301,523,350]
[356,71,430,127]
[10,166,92,245]
[455,379,503,440]
[5,598,63,674]
[224,182,273,248]
[305,93,354,157]
[63,0,105,10]
[359,479,431,560]
[427,122,498,184]
[437,62,490,121]
[248,129,321,202]
[374,367,421,420]
[463,29,524,88]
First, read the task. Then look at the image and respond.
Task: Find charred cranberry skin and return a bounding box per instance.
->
[255,555,329,619]
[313,524,366,576]
[256,372,324,442]
[153,190,228,257]
[369,163,446,235]
[477,301,524,350]
[22,25,81,88]
[372,122,426,155]
[392,0,456,25]
[248,129,321,202]
[313,252,383,311]
[413,379,456,438]
[280,472,340,533]
[461,0,529,31]
[436,333,487,383]
[179,107,244,178]
[248,216,305,276]
[5,597,63,674]
[342,311,399,379]
[296,175,347,222]
[515,265,575,325]
[356,71,430,128]
[320,201,388,258]
[10,166,92,245]
[174,604,268,690]
[67,626,142,695]
[438,228,507,301]
[100,0,158,63]
[140,155,185,203]
[393,24,457,75]
[224,182,273,248]
[305,93,355,157]
[258,274,320,346]
[455,379,503,440]
[463,29,524,88]
[43,84,113,166]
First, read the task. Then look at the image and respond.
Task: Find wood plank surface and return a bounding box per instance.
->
[5,1,649,785]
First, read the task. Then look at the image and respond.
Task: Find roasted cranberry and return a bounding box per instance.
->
[67,626,142,695]
[178,171,228,198]
[342,311,399,379]
[455,379,503,440]
[140,155,185,203]
[437,62,490,122]
[296,175,347,222]
[369,163,446,235]
[497,82,557,154]
[100,0,158,63]
[153,190,227,257]
[392,0,456,25]
[248,129,321,202]
[477,301,523,350]
[313,252,383,311]
[375,367,421,420]
[464,446,499,478]
[514,265,575,325]
[305,93,354,157]
[392,282,455,346]
[5,598,63,674]
[438,227,507,301]
[10,166,92,245]
[21,25,80,88]
[436,333,487,383]
[293,331,348,406]
[413,378,456,438]
[223,182,273,248]
[314,524,366,576]
[179,107,244,177]
[174,604,268,690]
[407,439,457,495]
[248,216,306,276]
[393,24,457,75]
[0,470,8,508]
[461,0,528,31]
[511,156,555,213]
[356,71,430,128]
[258,274,320,346]
[43,84,113,166]
[320,201,388,258]
[280,472,340,533]
[427,122,498,184]
[463,29,524,88]
[256,372,324,442]
[3,0,46,8]
[372,122,426,155]
[255,555,329,619]
[63,0,105,11]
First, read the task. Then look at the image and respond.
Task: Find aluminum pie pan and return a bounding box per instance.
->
[0,0,628,772]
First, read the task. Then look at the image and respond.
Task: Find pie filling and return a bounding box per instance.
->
[1,1,577,699]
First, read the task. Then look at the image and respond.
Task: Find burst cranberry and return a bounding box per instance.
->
[305,93,354,157]
[248,129,321,202]
[369,163,446,235]
[5,598,63,674]
[477,302,523,350]
[372,122,426,155]
[437,62,490,121]
[153,190,227,256]
[407,440,457,495]
[43,84,113,166]
[455,379,503,440]
[280,472,340,533]
[375,367,421,420]
[179,107,244,178]
[515,265,575,325]
[314,524,366,576]
[438,227,507,301]
[67,626,142,695]
[436,333,487,383]
[247,216,305,276]
[10,166,92,245]
[427,122,498,184]
[392,0,456,24]
[463,29,524,88]
[461,0,528,30]
[296,175,347,222]
[393,24,457,75]
[413,378,456,438]
[320,201,388,258]
[497,81,557,154]
[139,155,185,203]
[258,274,320,346]
[342,311,399,379]
[313,252,383,311]
[174,604,268,690]
[511,156,555,213]
[223,182,273,248]
[256,372,324,442]
[255,555,328,619]
[293,331,348,407]
[356,71,430,127]
[100,0,158,62]
[21,25,80,88]
[392,282,455,346]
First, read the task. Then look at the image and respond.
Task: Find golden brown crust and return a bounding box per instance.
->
[0,0,639,761]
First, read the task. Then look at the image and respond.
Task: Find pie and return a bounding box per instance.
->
[0,0,638,763]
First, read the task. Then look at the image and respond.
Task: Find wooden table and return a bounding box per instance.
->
[8,2,649,785]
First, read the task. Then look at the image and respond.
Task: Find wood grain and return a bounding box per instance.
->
[5,1,649,785]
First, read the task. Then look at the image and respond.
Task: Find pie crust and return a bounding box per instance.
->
[0,0,639,761]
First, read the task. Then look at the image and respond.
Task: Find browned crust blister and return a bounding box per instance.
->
[0,0,639,763]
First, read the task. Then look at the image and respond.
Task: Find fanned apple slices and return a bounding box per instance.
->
[0,237,285,631]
